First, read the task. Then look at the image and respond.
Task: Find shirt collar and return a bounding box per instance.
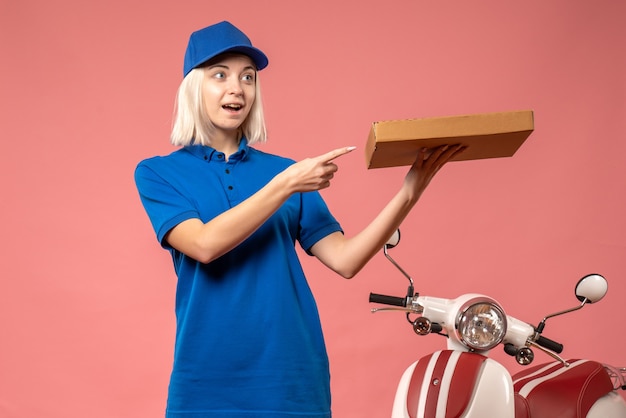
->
[184,137,250,163]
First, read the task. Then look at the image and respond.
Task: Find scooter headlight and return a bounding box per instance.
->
[456,298,507,351]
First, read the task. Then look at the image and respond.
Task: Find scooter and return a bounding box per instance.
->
[369,230,626,417]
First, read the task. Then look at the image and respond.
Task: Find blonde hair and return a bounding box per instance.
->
[170,66,267,146]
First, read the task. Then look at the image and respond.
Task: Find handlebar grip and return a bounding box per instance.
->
[536,335,564,354]
[504,343,519,357]
[369,293,406,307]
[430,323,443,333]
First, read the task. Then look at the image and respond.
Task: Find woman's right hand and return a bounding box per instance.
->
[279,146,356,193]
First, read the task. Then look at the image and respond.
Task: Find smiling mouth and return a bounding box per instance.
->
[223,104,243,111]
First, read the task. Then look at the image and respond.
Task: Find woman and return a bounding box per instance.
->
[135,20,462,418]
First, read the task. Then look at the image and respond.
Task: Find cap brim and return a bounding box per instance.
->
[185,45,268,76]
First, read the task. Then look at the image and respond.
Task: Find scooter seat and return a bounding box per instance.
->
[512,359,613,418]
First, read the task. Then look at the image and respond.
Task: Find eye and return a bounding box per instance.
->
[241,73,255,82]
[211,71,226,79]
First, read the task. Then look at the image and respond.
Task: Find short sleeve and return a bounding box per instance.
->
[298,191,342,254]
[134,161,199,247]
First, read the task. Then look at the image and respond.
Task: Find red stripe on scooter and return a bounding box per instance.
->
[406,350,454,417]
[424,350,453,417]
[406,352,435,418]
[446,353,487,418]
[512,362,565,391]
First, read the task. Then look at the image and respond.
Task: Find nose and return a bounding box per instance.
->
[227,78,243,95]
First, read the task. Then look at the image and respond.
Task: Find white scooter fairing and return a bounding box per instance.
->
[392,350,514,417]
[392,351,625,418]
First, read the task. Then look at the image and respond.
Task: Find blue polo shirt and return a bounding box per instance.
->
[134,139,342,418]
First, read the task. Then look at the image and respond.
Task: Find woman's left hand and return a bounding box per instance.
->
[403,144,466,202]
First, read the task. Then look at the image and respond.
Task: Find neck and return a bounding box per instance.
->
[210,130,241,157]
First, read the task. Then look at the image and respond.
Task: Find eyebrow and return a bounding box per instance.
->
[208,63,256,72]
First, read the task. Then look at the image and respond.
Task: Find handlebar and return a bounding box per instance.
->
[536,335,564,354]
[369,293,406,307]
[505,336,564,359]
[370,292,565,356]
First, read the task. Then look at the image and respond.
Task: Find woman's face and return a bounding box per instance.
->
[202,54,256,138]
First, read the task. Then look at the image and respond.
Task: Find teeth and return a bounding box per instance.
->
[224,104,242,109]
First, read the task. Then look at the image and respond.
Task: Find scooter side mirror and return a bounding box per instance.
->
[385,229,401,249]
[536,273,608,335]
[382,229,414,296]
[575,274,608,304]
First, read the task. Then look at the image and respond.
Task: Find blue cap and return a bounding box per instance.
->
[183,21,268,77]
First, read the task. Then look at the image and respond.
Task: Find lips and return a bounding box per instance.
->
[222,103,243,111]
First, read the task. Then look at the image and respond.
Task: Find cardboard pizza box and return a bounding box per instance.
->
[365,110,534,169]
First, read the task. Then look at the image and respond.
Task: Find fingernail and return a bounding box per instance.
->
[346,146,357,151]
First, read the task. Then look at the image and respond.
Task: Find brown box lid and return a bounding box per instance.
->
[365,110,534,169]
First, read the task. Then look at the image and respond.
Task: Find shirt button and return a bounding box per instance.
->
[217,154,224,160]
[228,186,233,190]
[225,169,230,174]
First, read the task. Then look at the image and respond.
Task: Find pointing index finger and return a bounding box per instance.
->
[318,146,357,163]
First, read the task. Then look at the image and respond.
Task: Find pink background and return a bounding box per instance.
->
[2,0,625,416]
